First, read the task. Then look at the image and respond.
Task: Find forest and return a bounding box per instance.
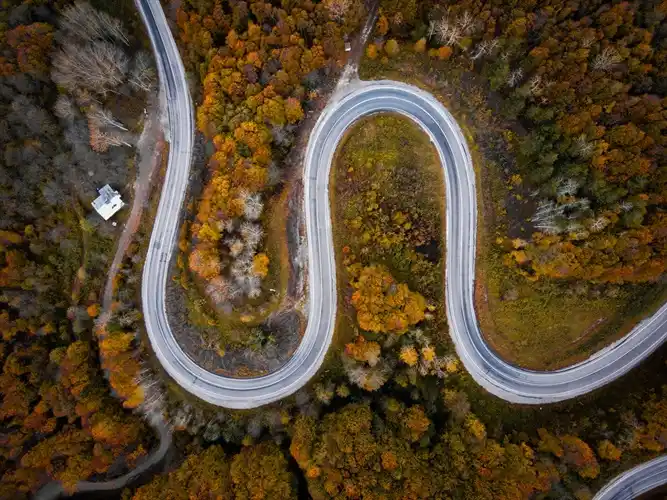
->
[2,0,667,499]
[174,0,367,356]
[121,1,667,499]
[0,0,158,496]
[356,0,667,369]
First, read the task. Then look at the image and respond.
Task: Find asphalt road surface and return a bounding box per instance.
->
[592,455,667,500]
[135,0,667,497]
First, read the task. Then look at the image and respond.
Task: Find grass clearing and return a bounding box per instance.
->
[330,113,447,353]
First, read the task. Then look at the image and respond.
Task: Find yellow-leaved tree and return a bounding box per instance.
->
[350,265,426,333]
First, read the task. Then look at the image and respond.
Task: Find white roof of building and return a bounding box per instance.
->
[92,184,124,220]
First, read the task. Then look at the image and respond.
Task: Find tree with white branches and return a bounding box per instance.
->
[243,193,263,221]
[592,47,621,71]
[323,0,351,22]
[52,40,129,95]
[528,75,544,95]
[507,68,524,87]
[60,1,129,46]
[89,128,130,152]
[432,17,462,46]
[228,284,243,300]
[230,254,253,282]
[557,178,580,197]
[471,40,490,60]
[247,276,262,299]
[574,134,594,158]
[589,216,610,232]
[619,200,634,212]
[568,198,590,211]
[427,20,437,40]
[240,222,263,249]
[581,35,595,49]
[227,238,245,258]
[532,200,565,234]
[53,95,75,121]
[128,51,156,93]
[223,218,235,233]
[456,11,475,35]
[88,105,127,130]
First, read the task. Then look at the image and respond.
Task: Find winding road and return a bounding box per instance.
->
[139,0,667,406]
[137,0,667,496]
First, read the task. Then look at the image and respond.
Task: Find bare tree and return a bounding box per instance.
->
[456,11,475,35]
[581,34,595,49]
[240,222,263,249]
[223,218,235,233]
[247,276,261,299]
[228,284,243,300]
[532,200,565,234]
[528,75,544,95]
[243,193,263,221]
[89,105,127,131]
[170,405,193,430]
[52,40,129,95]
[231,254,253,282]
[618,200,634,212]
[589,216,610,232]
[226,238,245,258]
[565,198,590,211]
[574,134,594,158]
[203,420,222,442]
[557,178,579,197]
[324,0,350,23]
[435,18,462,46]
[471,40,490,60]
[507,68,524,87]
[53,95,75,121]
[129,51,156,93]
[592,47,621,71]
[60,1,129,46]
[90,127,130,152]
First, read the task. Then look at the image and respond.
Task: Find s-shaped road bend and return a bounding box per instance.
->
[138,0,667,495]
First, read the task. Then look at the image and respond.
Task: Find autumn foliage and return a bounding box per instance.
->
[177,0,365,312]
[351,265,426,334]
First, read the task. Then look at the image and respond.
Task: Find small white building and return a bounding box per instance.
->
[92,184,124,220]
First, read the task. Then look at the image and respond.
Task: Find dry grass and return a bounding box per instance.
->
[329,113,447,352]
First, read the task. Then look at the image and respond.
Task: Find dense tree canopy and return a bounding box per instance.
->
[374,0,666,285]
[179,0,365,313]
[131,443,295,500]
[0,1,152,496]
